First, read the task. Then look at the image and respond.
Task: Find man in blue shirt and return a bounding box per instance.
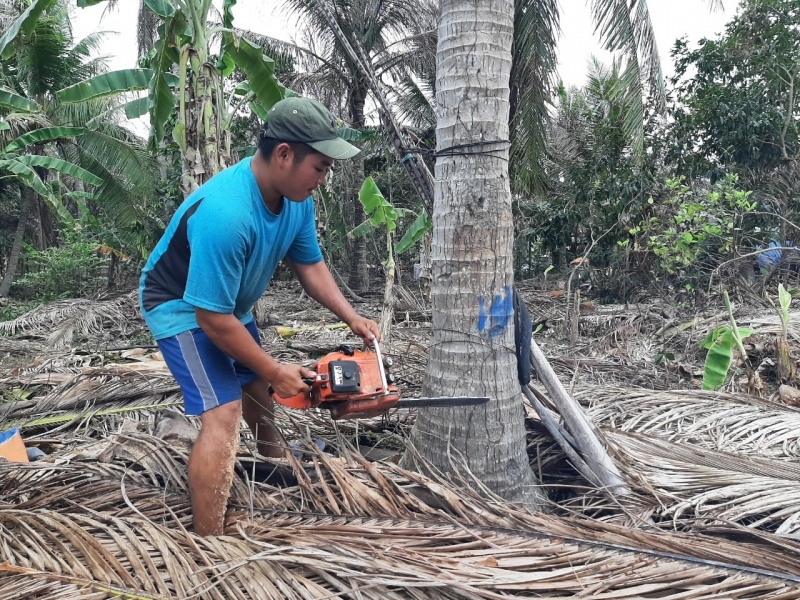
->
[139,97,380,535]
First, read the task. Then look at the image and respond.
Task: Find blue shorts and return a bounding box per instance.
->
[157,319,262,416]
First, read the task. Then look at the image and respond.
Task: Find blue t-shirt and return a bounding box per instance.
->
[139,157,323,340]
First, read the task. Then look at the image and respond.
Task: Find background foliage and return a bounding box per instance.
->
[0,0,797,308]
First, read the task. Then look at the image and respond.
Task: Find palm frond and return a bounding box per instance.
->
[69,128,157,228]
[605,429,800,534]
[509,0,559,194]
[4,430,800,597]
[391,74,435,130]
[582,386,800,460]
[0,290,137,346]
[590,0,663,103]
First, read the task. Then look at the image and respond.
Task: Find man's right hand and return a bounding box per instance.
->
[269,363,317,399]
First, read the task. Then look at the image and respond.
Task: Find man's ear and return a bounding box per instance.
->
[274,142,293,164]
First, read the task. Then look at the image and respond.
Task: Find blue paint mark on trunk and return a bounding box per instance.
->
[477,285,512,338]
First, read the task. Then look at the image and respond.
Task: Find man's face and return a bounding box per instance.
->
[285,152,334,201]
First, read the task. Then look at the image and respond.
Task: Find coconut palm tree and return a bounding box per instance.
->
[398,0,546,505]
[0,0,157,296]
[402,0,671,503]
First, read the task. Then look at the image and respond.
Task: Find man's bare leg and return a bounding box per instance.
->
[241,378,284,458]
[188,401,241,536]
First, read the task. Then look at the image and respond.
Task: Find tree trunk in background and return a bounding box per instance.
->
[34,194,56,251]
[404,0,546,508]
[347,82,370,293]
[0,188,34,297]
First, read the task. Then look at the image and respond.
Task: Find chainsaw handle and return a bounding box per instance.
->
[268,377,316,410]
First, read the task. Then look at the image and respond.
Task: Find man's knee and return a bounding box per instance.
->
[200,400,242,436]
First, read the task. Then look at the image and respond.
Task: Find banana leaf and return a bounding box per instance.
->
[223,35,283,111]
[143,0,176,18]
[0,159,49,196]
[2,127,86,155]
[16,155,103,186]
[57,70,178,103]
[123,97,150,120]
[0,159,73,224]
[396,209,432,254]
[0,88,39,113]
[0,0,58,60]
[148,18,182,145]
[700,326,754,390]
[359,177,398,231]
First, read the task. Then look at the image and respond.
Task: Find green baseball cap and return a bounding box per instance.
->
[263,97,360,160]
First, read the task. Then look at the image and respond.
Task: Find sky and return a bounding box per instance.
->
[70,0,740,128]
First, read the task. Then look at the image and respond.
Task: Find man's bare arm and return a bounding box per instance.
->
[195,308,314,397]
[290,260,381,343]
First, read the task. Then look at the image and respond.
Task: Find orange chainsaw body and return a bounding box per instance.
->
[272,347,400,420]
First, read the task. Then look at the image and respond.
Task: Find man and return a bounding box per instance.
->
[139,97,380,536]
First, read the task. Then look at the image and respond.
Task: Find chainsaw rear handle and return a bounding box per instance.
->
[268,377,316,410]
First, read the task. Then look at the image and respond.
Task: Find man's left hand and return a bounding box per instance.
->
[348,316,381,346]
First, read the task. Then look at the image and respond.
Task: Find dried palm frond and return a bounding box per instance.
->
[0,337,48,357]
[0,292,139,348]
[745,312,800,343]
[2,365,181,431]
[547,355,682,389]
[4,432,800,598]
[580,386,800,460]
[603,430,800,535]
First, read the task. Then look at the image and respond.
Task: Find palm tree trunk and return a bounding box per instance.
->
[0,188,34,297]
[347,84,370,293]
[404,0,546,508]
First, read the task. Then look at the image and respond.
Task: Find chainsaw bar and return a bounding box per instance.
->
[394,396,490,408]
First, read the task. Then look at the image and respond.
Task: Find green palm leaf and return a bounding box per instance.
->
[0,0,58,60]
[68,129,157,230]
[2,126,86,155]
[16,155,103,186]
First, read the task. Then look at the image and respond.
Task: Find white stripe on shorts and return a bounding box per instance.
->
[177,330,220,412]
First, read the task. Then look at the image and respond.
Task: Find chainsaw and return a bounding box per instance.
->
[269,340,489,419]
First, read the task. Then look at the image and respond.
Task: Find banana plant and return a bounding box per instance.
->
[352,176,431,341]
[70,0,285,194]
[700,292,754,390]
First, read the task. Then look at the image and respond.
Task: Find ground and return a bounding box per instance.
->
[2,276,800,598]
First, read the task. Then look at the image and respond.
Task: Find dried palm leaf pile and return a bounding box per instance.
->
[3,284,800,598]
